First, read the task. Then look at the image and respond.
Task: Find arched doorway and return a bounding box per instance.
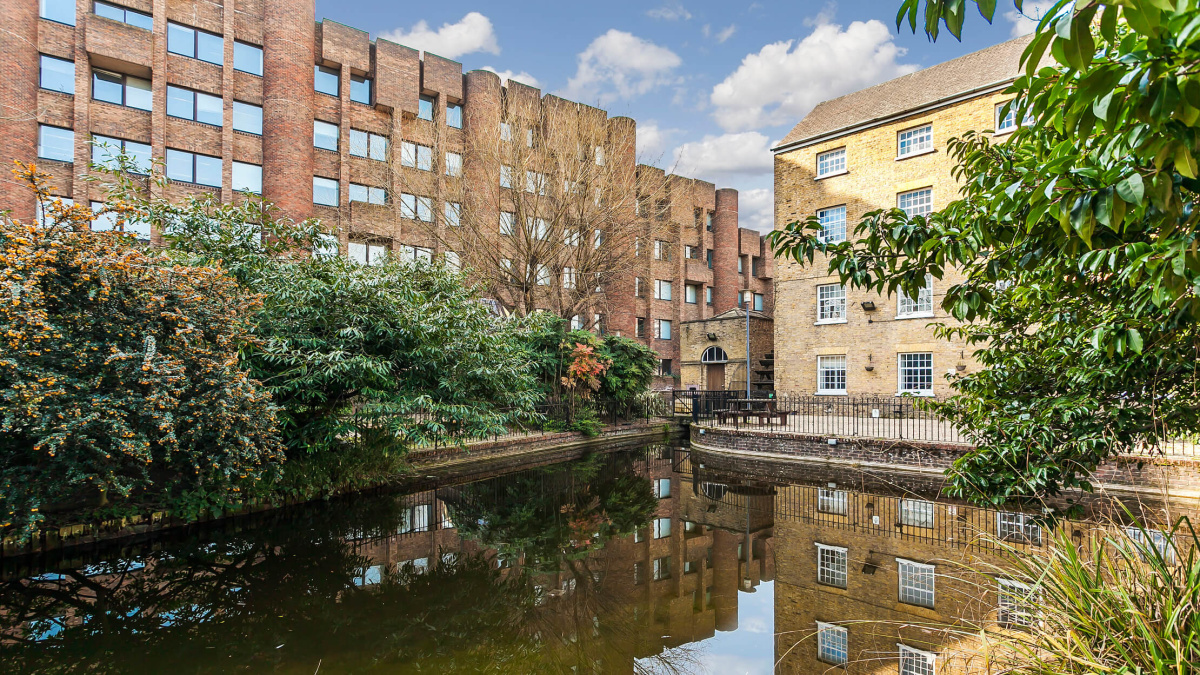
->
[702,346,729,391]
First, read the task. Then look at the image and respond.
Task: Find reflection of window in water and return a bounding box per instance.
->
[397,504,432,534]
[701,482,727,501]
[652,517,671,539]
[655,478,671,498]
[633,562,645,585]
[652,556,671,581]
[997,511,1042,544]
[815,544,847,588]
[900,499,935,528]
[354,564,384,586]
[997,578,1036,627]
[818,488,847,515]
[897,559,936,608]
[816,622,848,665]
[899,644,937,675]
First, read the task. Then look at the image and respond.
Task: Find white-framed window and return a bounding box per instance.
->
[527,217,548,240]
[815,543,847,588]
[816,147,846,177]
[897,124,933,157]
[564,228,581,247]
[414,196,433,221]
[313,120,339,151]
[898,275,934,317]
[654,280,672,301]
[817,205,847,243]
[401,142,432,171]
[36,196,73,228]
[166,149,221,187]
[349,183,386,205]
[444,201,461,227]
[445,151,462,177]
[499,121,512,142]
[898,353,934,395]
[897,559,935,608]
[500,211,515,236]
[40,54,75,94]
[399,194,433,221]
[818,488,847,515]
[652,556,671,581]
[594,229,603,249]
[654,239,670,260]
[706,287,713,305]
[500,165,513,188]
[653,517,671,539]
[900,499,935,527]
[655,478,671,499]
[996,102,1018,134]
[899,188,933,217]
[685,284,698,304]
[526,171,547,195]
[1124,526,1177,563]
[570,315,584,330]
[348,241,388,265]
[997,512,1042,545]
[817,356,847,395]
[816,622,848,665]
[231,162,262,194]
[817,283,846,322]
[594,146,605,165]
[997,579,1036,627]
[399,245,433,263]
[90,200,150,240]
[232,101,262,135]
[349,129,388,161]
[899,645,937,675]
[525,128,534,148]
[754,293,764,312]
[655,319,672,340]
[90,135,151,174]
[562,267,576,289]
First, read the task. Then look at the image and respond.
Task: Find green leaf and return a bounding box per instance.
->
[1116,173,1145,203]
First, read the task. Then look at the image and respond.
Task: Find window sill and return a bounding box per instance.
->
[815,391,847,396]
[896,391,935,397]
[815,169,848,181]
[895,312,935,320]
[895,147,936,161]
[814,318,847,326]
[39,87,74,96]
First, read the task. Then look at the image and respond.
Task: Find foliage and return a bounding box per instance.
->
[596,335,659,413]
[561,341,610,395]
[772,0,1200,504]
[0,164,282,539]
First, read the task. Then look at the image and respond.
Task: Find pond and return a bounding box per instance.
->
[0,442,1184,674]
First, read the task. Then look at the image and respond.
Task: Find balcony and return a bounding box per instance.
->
[86,15,153,70]
[684,258,712,285]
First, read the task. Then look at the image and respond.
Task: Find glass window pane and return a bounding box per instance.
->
[349,129,368,156]
[446,103,462,128]
[313,177,339,206]
[96,2,125,21]
[232,162,261,193]
[40,0,76,25]
[166,86,193,119]
[92,69,124,104]
[196,31,224,65]
[418,95,434,121]
[350,75,371,104]
[195,91,222,126]
[314,65,339,96]
[368,187,386,205]
[167,23,195,58]
[40,55,75,94]
[194,154,222,187]
[314,121,339,151]
[232,101,262,135]
[38,125,74,162]
[233,42,263,76]
[124,141,152,174]
[445,202,461,226]
[368,134,387,161]
[165,149,193,182]
[349,184,367,203]
[125,76,152,111]
[124,9,153,30]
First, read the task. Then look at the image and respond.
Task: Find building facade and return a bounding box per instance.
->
[771,37,1033,398]
[0,0,770,390]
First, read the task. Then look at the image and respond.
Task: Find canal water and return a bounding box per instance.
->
[0,442,1183,674]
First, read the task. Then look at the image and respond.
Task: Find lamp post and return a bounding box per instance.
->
[742,292,751,403]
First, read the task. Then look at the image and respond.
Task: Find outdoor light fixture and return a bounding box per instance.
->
[865,353,874,372]
[707,332,718,341]
[860,300,876,311]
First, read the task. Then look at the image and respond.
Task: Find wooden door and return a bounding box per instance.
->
[707,363,726,390]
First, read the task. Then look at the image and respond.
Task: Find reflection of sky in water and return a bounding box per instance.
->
[638,581,775,675]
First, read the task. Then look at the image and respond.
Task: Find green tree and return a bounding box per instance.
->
[597,336,659,417]
[771,0,1200,504]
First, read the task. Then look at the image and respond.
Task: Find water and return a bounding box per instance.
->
[0,443,1184,674]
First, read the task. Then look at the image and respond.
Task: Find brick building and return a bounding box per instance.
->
[770,37,1034,397]
[0,0,770,390]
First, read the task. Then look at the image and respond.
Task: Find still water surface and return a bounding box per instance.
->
[0,443,1176,674]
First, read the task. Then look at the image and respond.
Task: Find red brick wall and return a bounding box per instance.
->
[0,0,40,220]
[261,0,314,219]
[712,188,740,313]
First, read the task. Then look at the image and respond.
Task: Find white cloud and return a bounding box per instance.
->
[379,12,500,59]
[710,18,918,132]
[671,131,773,178]
[1005,1,1060,38]
[636,121,678,159]
[646,2,692,21]
[481,66,541,89]
[738,187,774,232]
[562,30,682,105]
[715,24,737,43]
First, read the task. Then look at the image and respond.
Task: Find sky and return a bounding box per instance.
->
[312,0,1055,232]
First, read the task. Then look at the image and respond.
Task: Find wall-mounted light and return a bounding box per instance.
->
[707,332,718,341]
[865,353,874,371]
[860,300,876,311]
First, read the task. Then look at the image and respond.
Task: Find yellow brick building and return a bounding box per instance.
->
[771,37,1033,398]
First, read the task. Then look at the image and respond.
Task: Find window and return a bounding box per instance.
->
[399,245,433,263]
[997,579,1035,627]
[445,152,462,177]
[1125,526,1177,563]
[525,128,534,147]
[443,251,460,272]
[94,2,152,29]
[817,284,846,322]
[349,74,371,104]
[655,319,672,340]
[898,275,934,317]
[91,200,150,240]
[685,284,698,304]
[997,512,1042,545]
[816,623,848,665]
[418,95,434,121]
[594,229,603,249]
[684,245,697,259]
[818,488,847,515]
[652,556,671,581]
[401,142,432,171]
[40,55,75,94]
[817,356,847,395]
[634,277,644,297]
[707,249,714,269]
[348,241,388,265]
[313,234,340,259]
[232,101,262,135]
[753,293,764,312]
[166,149,221,187]
[654,280,672,301]
[817,205,846,243]
[816,543,847,588]
[36,196,73,227]
[655,478,671,499]
[898,559,935,608]
[90,135,151,174]
[534,264,551,286]
[308,120,338,151]
[349,130,388,161]
[564,228,581,247]
[231,162,261,194]
[92,69,151,110]
[312,176,339,206]
[570,315,584,330]
[499,121,512,141]
[314,65,339,96]
[633,561,645,584]
[562,267,576,289]
[446,103,463,128]
[233,42,263,76]
[653,240,670,261]
[653,518,671,539]
[738,256,744,273]
[399,194,433,221]
[817,147,846,177]
[167,23,224,65]
[40,0,76,25]
[899,188,933,217]
[900,498,935,527]
[898,124,933,157]
[445,201,461,227]
[705,287,713,305]
[525,171,547,195]
[349,183,386,205]
[595,146,605,165]
[499,165,513,189]
[635,318,646,338]
[705,211,713,231]
[167,85,221,126]
[500,212,515,236]
[899,645,937,675]
[996,102,1018,133]
[684,560,697,575]
[527,217,548,240]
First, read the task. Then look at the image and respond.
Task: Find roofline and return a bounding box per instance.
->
[680,310,772,325]
[771,78,1016,155]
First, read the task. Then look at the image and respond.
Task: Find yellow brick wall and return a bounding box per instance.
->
[773,92,1015,397]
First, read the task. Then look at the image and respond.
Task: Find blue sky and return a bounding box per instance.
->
[313,1,1050,231]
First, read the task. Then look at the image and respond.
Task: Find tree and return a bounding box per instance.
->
[771,0,1200,504]
[0,163,283,538]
